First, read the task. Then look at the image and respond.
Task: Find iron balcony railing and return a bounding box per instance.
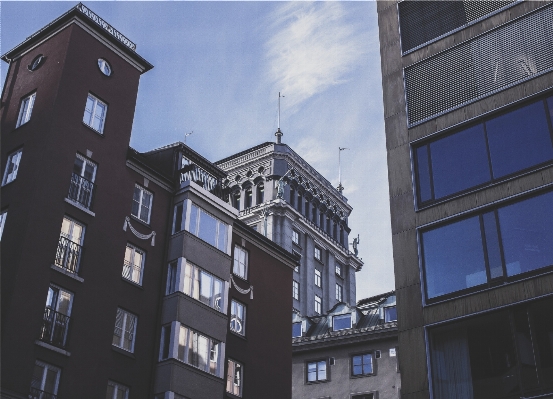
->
[54,236,82,274]
[29,387,58,399]
[122,260,141,284]
[39,308,70,348]
[67,173,95,209]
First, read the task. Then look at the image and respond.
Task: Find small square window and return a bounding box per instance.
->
[293,280,300,300]
[123,244,145,285]
[307,360,327,382]
[292,322,302,338]
[352,353,373,376]
[17,92,35,127]
[314,247,321,261]
[233,245,248,280]
[315,269,322,287]
[385,306,397,322]
[226,359,243,397]
[131,184,153,224]
[292,230,299,245]
[336,283,343,302]
[106,381,129,399]
[112,308,137,352]
[83,93,107,133]
[2,148,23,186]
[333,313,351,331]
[315,295,322,314]
[230,300,246,336]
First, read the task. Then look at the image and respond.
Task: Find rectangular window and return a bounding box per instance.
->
[307,360,327,382]
[55,216,85,274]
[106,381,129,399]
[315,295,322,314]
[0,210,6,240]
[293,280,299,300]
[68,154,97,210]
[422,190,553,301]
[336,283,343,302]
[83,93,107,133]
[292,322,302,338]
[230,300,246,336]
[123,244,145,285]
[226,359,243,397]
[131,184,152,224]
[112,308,137,352]
[178,325,221,376]
[333,313,351,331]
[352,353,373,376]
[188,203,228,252]
[292,230,299,245]
[39,285,73,348]
[233,245,248,280]
[314,247,321,261]
[315,269,322,287]
[30,361,60,399]
[177,261,224,311]
[2,148,23,186]
[17,92,35,127]
[384,306,397,322]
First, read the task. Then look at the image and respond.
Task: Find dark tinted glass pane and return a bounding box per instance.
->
[482,212,503,279]
[423,216,486,299]
[498,191,553,276]
[430,124,490,198]
[416,145,432,202]
[486,101,553,178]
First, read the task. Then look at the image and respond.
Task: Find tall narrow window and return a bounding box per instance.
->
[230,300,246,336]
[293,280,300,300]
[233,245,248,280]
[315,269,322,287]
[131,185,152,224]
[123,244,145,285]
[112,308,137,353]
[2,148,23,186]
[30,361,60,399]
[226,359,243,397]
[0,210,6,240]
[256,183,264,204]
[39,285,73,348]
[68,154,97,210]
[83,93,107,133]
[16,92,36,127]
[55,216,85,274]
[315,295,322,314]
[106,381,129,399]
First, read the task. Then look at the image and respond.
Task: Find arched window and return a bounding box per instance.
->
[245,188,252,208]
[257,184,264,204]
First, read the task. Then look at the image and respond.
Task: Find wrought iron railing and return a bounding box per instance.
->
[39,308,70,348]
[67,173,95,209]
[122,260,141,283]
[29,387,58,399]
[54,236,82,274]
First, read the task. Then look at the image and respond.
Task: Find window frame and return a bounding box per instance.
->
[226,359,244,397]
[230,300,246,336]
[306,359,329,383]
[293,280,300,300]
[16,92,36,128]
[106,380,129,399]
[83,93,107,133]
[233,245,248,280]
[122,243,145,286]
[131,184,153,224]
[2,148,23,186]
[351,352,374,377]
[112,308,137,353]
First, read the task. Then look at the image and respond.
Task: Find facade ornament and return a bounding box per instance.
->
[123,216,156,246]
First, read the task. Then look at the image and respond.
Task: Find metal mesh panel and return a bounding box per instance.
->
[398,1,517,53]
[404,4,553,126]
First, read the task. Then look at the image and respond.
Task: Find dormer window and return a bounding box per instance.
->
[333,313,352,331]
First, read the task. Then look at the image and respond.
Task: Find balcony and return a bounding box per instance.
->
[29,388,58,399]
[67,173,95,209]
[39,308,70,348]
[122,260,141,284]
[54,236,82,274]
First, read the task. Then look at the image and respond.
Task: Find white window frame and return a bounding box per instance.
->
[230,300,246,336]
[31,361,60,397]
[315,295,322,314]
[2,148,23,186]
[123,244,145,285]
[83,93,107,133]
[16,92,35,127]
[292,230,299,245]
[226,359,243,397]
[106,381,129,399]
[0,210,6,240]
[233,245,248,280]
[131,184,153,224]
[314,246,321,261]
[336,283,343,302]
[112,308,137,353]
[315,269,322,287]
[293,280,300,300]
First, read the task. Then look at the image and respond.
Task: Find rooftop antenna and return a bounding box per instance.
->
[184,131,193,144]
[275,92,284,144]
[338,147,349,193]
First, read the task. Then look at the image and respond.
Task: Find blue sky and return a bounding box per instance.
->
[1,1,393,301]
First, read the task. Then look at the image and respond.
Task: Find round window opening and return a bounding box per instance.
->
[28,54,45,71]
[97,58,112,76]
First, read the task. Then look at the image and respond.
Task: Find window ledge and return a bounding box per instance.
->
[112,345,135,358]
[35,340,71,356]
[51,264,84,282]
[65,198,95,217]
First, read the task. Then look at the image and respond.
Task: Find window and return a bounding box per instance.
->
[188,203,228,252]
[98,58,112,76]
[333,313,351,331]
[39,285,73,348]
[83,93,107,133]
[123,244,145,285]
[0,210,6,240]
[335,263,342,277]
[314,247,322,261]
[315,269,322,287]
[172,202,185,234]
[55,216,85,274]
[315,295,322,314]
[16,92,35,127]
[352,353,373,376]
[230,300,246,336]
[293,280,299,300]
[336,283,343,302]
[68,154,97,209]
[307,360,327,382]
[131,184,152,224]
[30,361,60,399]
[385,306,397,322]
[257,183,264,204]
[292,322,302,338]
[106,381,129,399]
[112,308,137,352]
[233,245,248,279]
[422,190,553,301]
[2,148,23,186]
[226,359,243,397]
[292,230,299,245]
[177,324,221,376]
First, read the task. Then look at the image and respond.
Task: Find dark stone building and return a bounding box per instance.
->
[377,2,553,399]
[1,4,297,399]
